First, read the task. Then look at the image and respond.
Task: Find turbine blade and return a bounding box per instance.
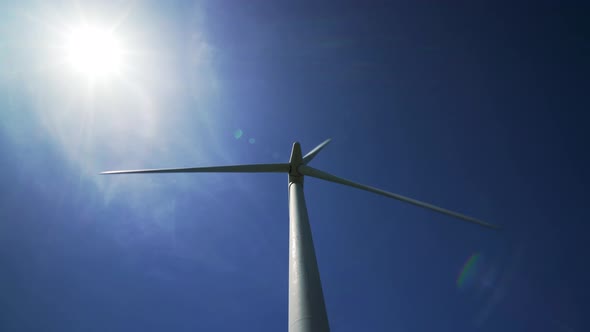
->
[299,165,499,229]
[302,138,332,165]
[101,163,290,175]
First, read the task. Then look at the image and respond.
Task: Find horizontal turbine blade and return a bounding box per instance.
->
[299,165,499,230]
[101,163,290,175]
[302,138,332,165]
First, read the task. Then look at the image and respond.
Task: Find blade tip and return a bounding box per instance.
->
[481,221,501,230]
[100,170,124,175]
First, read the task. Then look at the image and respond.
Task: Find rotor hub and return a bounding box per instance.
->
[289,142,304,183]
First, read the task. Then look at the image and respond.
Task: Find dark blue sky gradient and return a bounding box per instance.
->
[1,1,588,331]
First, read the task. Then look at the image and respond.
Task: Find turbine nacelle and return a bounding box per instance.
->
[288,139,334,183]
[288,142,304,183]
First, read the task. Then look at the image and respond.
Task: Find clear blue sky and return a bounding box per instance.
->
[1,1,588,331]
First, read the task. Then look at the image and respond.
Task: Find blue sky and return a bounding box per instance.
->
[1,1,588,331]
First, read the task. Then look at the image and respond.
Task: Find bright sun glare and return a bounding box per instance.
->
[65,27,123,77]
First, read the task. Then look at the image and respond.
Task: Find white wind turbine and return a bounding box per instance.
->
[101,139,498,332]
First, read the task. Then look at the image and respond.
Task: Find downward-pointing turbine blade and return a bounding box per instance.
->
[302,138,332,165]
[299,165,499,229]
[101,163,290,175]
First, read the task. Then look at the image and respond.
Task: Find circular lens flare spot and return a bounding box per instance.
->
[233,129,243,139]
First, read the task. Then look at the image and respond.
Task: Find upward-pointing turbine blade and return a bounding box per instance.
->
[299,165,499,229]
[302,138,332,165]
[101,163,290,175]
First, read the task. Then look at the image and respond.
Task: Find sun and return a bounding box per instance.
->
[64,26,124,77]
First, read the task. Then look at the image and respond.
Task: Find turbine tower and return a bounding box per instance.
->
[101,139,498,332]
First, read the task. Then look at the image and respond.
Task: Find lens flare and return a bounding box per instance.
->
[457,252,480,288]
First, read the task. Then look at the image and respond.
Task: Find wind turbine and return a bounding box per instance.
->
[101,139,498,332]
